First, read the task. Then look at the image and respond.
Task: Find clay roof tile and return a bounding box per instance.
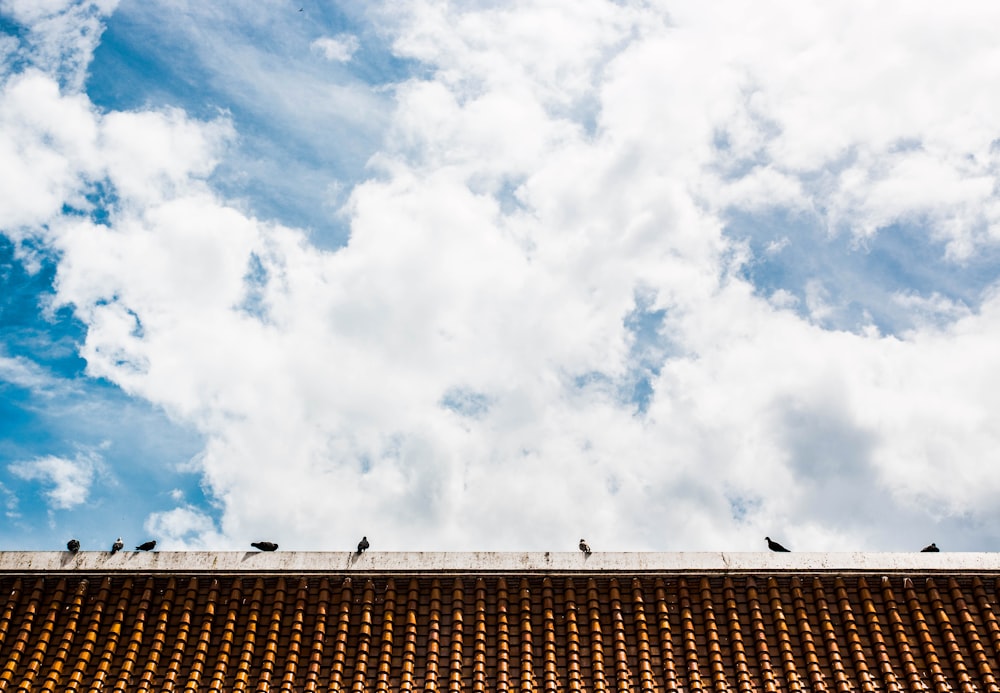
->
[0,552,998,692]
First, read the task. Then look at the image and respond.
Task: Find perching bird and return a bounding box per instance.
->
[765,536,790,552]
[111,537,124,554]
[357,536,369,553]
[67,539,80,553]
[921,542,940,552]
[579,539,591,554]
[136,540,156,551]
[251,541,278,552]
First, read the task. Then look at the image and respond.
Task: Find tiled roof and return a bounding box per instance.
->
[0,552,998,692]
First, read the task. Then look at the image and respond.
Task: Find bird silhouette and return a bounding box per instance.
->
[251,541,278,552]
[579,539,591,554]
[111,537,123,554]
[921,542,940,552]
[67,539,80,553]
[136,540,156,551]
[357,536,369,553]
[765,536,790,552]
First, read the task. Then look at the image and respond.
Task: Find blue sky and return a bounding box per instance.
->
[3,0,1000,553]
[85,1,406,243]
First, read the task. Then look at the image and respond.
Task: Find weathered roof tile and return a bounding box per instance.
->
[1,554,1000,691]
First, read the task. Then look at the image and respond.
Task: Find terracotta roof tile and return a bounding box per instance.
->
[881,575,921,692]
[17,578,67,690]
[186,578,218,691]
[1,555,1000,691]
[564,578,583,692]
[629,578,654,693]
[974,577,1000,665]
[302,578,331,693]
[745,577,778,693]
[541,578,558,693]
[950,577,999,691]
[722,577,753,693]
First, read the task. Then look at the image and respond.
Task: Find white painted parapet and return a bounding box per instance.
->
[0,552,997,575]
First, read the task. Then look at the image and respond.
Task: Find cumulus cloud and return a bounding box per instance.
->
[9,450,103,509]
[6,0,1000,552]
[0,70,101,232]
[311,35,359,63]
[144,505,221,549]
[0,0,119,90]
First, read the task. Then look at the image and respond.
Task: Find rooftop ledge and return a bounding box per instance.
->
[0,551,997,576]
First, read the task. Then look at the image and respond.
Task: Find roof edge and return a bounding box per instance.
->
[0,551,995,575]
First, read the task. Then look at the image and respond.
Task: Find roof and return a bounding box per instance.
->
[0,551,997,692]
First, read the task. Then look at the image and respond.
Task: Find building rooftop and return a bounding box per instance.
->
[0,551,996,691]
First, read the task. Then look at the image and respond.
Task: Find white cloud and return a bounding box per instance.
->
[0,0,120,90]
[1,0,113,23]
[0,353,55,390]
[311,35,359,63]
[99,108,234,204]
[7,0,1000,553]
[0,70,100,232]
[0,483,19,519]
[590,1,1000,255]
[892,291,973,329]
[9,451,103,509]
[88,0,393,239]
[144,506,221,549]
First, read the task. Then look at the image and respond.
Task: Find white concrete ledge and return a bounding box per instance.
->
[0,552,997,575]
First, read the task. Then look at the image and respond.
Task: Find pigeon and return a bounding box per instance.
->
[579,539,591,554]
[111,537,124,554]
[921,542,940,552]
[67,539,80,553]
[765,536,790,552]
[251,541,278,552]
[135,540,156,551]
[357,536,369,553]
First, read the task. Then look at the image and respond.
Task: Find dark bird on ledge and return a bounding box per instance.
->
[357,536,369,553]
[136,540,156,551]
[579,539,591,554]
[766,536,790,552]
[251,541,278,552]
[111,537,123,554]
[67,539,80,553]
[921,542,940,552]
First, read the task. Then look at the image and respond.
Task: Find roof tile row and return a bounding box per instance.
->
[0,573,998,692]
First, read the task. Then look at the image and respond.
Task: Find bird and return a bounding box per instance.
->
[765,536,790,552]
[111,537,123,554]
[357,536,369,553]
[135,540,156,551]
[579,539,591,554]
[67,539,80,553]
[251,541,278,552]
[921,542,940,552]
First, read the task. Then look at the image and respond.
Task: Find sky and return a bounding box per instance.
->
[2,0,1000,553]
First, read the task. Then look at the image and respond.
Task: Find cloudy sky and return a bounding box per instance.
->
[2,0,1000,553]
